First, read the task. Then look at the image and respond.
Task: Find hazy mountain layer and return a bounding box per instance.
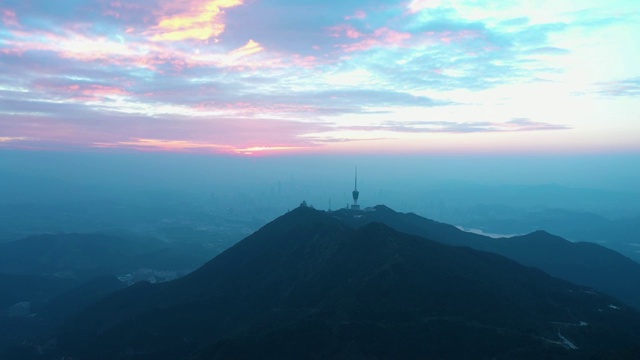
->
[334,205,640,309]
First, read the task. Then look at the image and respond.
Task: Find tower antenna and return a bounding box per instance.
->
[351,166,360,210]
[355,166,358,191]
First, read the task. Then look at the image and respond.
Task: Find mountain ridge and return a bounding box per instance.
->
[334,205,640,309]
[12,205,639,359]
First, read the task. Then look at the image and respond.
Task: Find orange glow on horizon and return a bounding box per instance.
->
[233,145,306,155]
[91,138,309,155]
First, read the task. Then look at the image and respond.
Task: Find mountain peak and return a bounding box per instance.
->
[372,204,395,212]
[19,205,640,360]
[528,229,554,237]
[515,230,567,244]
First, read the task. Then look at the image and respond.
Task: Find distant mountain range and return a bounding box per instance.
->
[333,205,640,310]
[0,232,213,352]
[8,206,640,359]
[449,205,640,262]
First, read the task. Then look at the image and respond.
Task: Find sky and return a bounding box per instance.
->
[0,0,639,155]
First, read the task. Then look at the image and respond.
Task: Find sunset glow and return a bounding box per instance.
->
[1,0,638,154]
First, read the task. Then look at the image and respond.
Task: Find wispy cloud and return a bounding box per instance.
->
[0,0,637,153]
[0,106,333,153]
[594,77,640,97]
[93,137,306,155]
[340,118,570,134]
[0,136,30,142]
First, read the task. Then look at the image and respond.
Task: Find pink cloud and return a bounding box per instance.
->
[92,138,306,155]
[2,29,156,65]
[101,1,146,19]
[77,84,129,99]
[102,9,121,19]
[329,24,364,39]
[327,21,487,55]
[425,29,483,44]
[336,27,412,52]
[0,113,332,154]
[102,1,147,15]
[92,138,232,152]
[2,0,334,78]
[344,10,366,20]
[290,54,321,68]
[32,80,129,101]
[2,26,283,73]
[1,9,19,27]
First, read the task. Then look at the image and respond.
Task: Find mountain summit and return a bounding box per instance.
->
[15,206,640,359]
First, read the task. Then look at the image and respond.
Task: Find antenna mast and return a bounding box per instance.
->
[351,166,360,210]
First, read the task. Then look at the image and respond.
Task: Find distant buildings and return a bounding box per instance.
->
[117,268,183,286]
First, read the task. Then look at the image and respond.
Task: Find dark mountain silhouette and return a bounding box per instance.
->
[0,273,77,310]
[0,275,124,353]
[37,276,126,327]
[13,206,640,359]
[333,205,640,309]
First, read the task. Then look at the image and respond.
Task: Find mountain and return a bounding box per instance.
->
[12,206,640,359]
[0,233,210,280]
[0,273,77,310]
[0,275,124,353]
[452,205,640,263]
[0,273,80,351]
[37,276,126,327]
[333,205,640,309]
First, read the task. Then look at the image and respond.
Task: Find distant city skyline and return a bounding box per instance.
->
[1,0,639,155]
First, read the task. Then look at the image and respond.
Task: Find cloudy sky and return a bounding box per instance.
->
[1,0,638,155]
